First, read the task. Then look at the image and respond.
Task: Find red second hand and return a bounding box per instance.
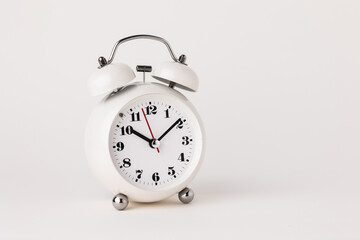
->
[141,108,160,153]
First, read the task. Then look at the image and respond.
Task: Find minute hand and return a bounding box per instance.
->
[158,118,182,141]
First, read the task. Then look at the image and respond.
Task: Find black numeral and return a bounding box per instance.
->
[145,105,157,115]
[135,169,143,182]
[168,166,176,177]
[178,153,185,162]
[164,109,170,118]
[176,119,184,129]
[152,172,160,185]
[114,142,124,151]
[182,136,192,145]
[131,112,141,122]
[120,126,133,135]
[122,158,131,168]
[178,153,189,162]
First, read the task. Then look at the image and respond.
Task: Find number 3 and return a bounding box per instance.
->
[182,136,192,145]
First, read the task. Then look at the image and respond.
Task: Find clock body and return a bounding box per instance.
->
[85,82,205,202]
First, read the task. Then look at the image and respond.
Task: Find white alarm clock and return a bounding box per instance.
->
[85,35,205,210]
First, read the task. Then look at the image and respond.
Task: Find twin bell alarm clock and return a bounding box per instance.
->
[85,35,205,210]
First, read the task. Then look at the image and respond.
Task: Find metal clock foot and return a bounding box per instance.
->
[112,193,129,210]
[178,187,194,204]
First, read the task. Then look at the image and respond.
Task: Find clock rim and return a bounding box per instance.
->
[109,93,202,192]
[85,82,206,202]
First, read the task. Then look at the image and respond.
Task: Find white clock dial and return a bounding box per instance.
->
[109,95,195,190]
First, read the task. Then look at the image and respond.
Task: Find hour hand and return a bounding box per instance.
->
[131,129,152,143]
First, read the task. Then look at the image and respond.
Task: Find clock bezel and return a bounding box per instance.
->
[109,93,201,191]
[85,82,205,202]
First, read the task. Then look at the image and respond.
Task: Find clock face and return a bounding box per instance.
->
[109,95,197,190]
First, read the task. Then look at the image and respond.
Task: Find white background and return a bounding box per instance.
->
[1,0,360,239]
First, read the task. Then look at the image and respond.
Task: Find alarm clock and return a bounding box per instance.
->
[85,35,205,210]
